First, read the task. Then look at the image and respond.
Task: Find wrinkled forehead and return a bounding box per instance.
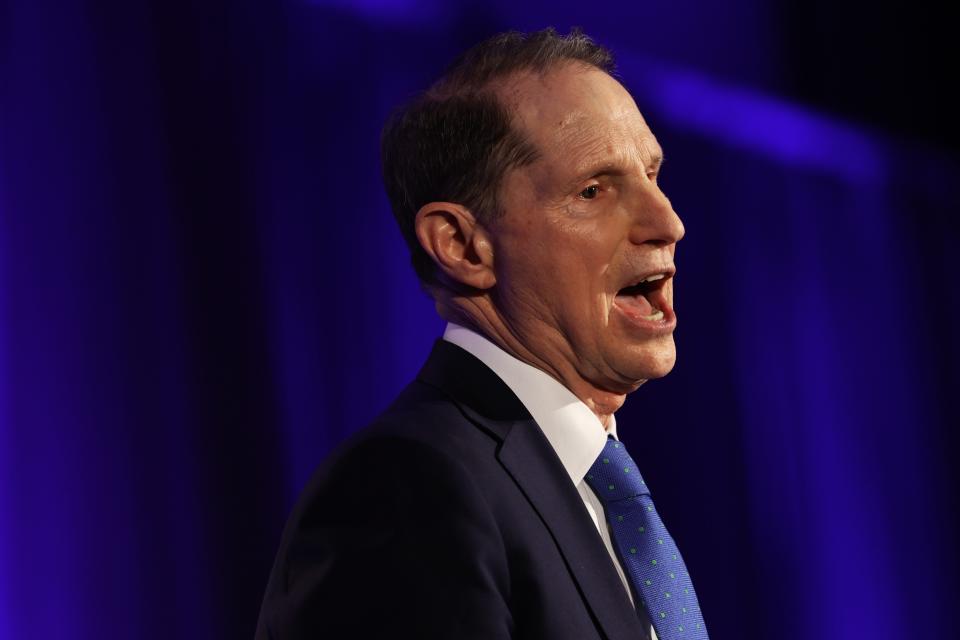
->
[497,63,662,170]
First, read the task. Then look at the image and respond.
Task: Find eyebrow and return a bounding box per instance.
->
[644,144,666,170]
[571,150,665,184]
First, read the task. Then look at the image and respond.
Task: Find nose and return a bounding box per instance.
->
[628,183,685,247]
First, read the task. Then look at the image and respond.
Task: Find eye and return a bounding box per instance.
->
[579,184,600,200]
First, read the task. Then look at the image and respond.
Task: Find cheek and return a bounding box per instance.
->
[496,233,552,283]
[547,213,612,259]
[495,212,619,306]
[540,234,617,324]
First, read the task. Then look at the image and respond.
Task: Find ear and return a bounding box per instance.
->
[414,201,496,290]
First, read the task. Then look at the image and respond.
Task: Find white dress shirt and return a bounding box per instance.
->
[443,323,658,640]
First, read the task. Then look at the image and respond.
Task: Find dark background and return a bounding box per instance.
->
[1,1,958,638]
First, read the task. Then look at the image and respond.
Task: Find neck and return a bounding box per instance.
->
[441,296,628,428]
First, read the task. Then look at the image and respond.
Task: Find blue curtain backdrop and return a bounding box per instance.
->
[1,1,958,638]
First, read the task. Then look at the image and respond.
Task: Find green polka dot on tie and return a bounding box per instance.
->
[684,588,690,594]
[587,474,593,480]
[672,554,678,560]
[614,443,621,448]
[608,484,615,490]
[645,579,652,586]
[630,547,637,554]
[617,515,623,522]
[624,467,630,473]
[696,623,701,630]
[638,526,645,533]
[664,592,671,598]
[647,505,654,512]
[603,457,610,464]
[678,625,684,632]
[669,572,676,579]
[659,612,666,619]
[651,559,658,565]
[682,607,687,613]
[657,538,664,545]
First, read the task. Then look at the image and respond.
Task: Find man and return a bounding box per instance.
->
[256,28,708,640]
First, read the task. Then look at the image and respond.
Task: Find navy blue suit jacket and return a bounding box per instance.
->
[255,339,652,639]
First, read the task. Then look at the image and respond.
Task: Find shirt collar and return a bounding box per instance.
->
[443,323,617,486]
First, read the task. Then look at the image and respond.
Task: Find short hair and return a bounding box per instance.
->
[380,28,615,290]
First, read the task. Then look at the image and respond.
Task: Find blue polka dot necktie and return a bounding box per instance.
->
[585,436,709,640]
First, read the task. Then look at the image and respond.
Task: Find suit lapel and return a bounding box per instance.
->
[417,340,647,640]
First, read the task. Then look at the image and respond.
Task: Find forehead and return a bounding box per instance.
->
[499,64,662,173]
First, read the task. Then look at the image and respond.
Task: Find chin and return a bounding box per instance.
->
[619,339,676,382]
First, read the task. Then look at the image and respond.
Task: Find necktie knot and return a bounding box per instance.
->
[585,436,651,503]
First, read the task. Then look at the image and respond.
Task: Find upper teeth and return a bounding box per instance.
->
[640,273,665,284]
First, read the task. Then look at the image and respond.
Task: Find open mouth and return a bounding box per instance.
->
[615,272,672,322]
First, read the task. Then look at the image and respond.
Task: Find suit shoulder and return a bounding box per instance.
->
[336,378,497,467]
[292,378,499,517]
[258,380,515,640]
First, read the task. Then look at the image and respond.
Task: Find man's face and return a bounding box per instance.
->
[488,63,685,393]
